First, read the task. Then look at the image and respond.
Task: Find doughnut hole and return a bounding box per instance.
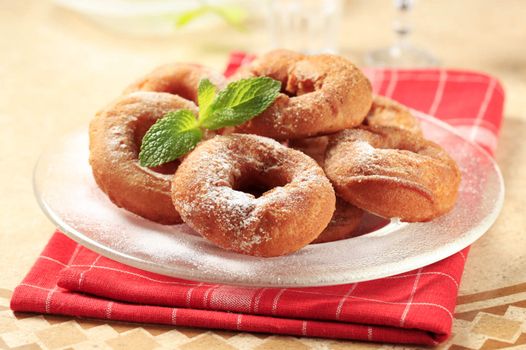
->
[285,61,322,96]
[267,61,320,98]
[232,165,291,198]
[286,76,317,96]
[133,115,180,175]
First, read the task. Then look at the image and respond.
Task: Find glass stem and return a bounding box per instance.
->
[393,0,414,48]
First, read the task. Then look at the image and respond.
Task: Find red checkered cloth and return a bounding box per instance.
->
[11,52,505,346]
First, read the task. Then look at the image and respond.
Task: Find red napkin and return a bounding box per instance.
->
[11,53,505,346]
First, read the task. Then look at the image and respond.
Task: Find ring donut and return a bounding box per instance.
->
[365,95,421,134]
[311,198,364,244]
[288,138,364,244]
[172,134,336,257]
[232,49,373,139]
[288,96,421,166]
[89,91,198,224]
[125,63,226,104]
[288,136,329,167]
[324,126,461,222]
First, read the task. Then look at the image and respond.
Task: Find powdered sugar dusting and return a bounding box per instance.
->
[173,134,330,254]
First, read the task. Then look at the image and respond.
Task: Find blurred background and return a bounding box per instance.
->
[0,0,525,294]
[2,0,524,128]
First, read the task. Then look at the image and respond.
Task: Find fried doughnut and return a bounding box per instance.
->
[172,134,336,257]
[90,91,198,224]
[311,198,364,244]
[125,63,226,103]
[232,49,373,139]
[364,95,422,134]
[289,97,420,166]
[288,139,364,244]
[288,136,329,166]
[324,126,461,222]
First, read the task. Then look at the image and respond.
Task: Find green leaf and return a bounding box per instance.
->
[175,7,208,28]
[199,77,281,130]
[197,78,217,121]
[139,110,202,167]
[211,6,247,31]
[136,77,280,167]
[175,5,246,31]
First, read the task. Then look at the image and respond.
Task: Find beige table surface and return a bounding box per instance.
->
[1,0,526,349]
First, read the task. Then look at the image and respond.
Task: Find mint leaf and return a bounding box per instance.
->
[175,7,208,28]
[211,6,247,31]
[138,77,280,167]
[139,110,202,167]
[197,78,217,121]
[199,77,281,130]
[175,5,246,31]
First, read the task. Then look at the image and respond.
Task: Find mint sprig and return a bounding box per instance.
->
[175,5,247,31]
[138,77,281,167]
[197,78,217,119]
[139,110,202,167]
[200,77,281,130]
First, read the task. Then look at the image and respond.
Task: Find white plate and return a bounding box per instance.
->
[34,112,504,287]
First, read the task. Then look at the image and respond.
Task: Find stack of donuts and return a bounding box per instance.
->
[89,50,461,257]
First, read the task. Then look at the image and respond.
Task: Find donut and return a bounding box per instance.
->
[288,96,420,166]
[311,198,364,244]
[89,91,198,224]
[288,136,329,166]
[232,49,373,139]
[324,126,461,222]
[125,63,226,104]
[172,134,336,257]
[364,95,422,134]
[288,138,365,244]
[288,139,365,244]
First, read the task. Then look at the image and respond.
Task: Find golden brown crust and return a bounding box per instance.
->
[289,97,421,167]
[311,198,364,244]
[288,136,329,166]
[89,92,198,224]
[324,126,461,222]
[289,138,363,244]
[232,49,373,139]
[124,63,226,104]
[171,134,336,257]
[364,95,422,134]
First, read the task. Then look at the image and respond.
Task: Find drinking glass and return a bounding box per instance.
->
[364,0,439,67]
[266,0,343,54]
